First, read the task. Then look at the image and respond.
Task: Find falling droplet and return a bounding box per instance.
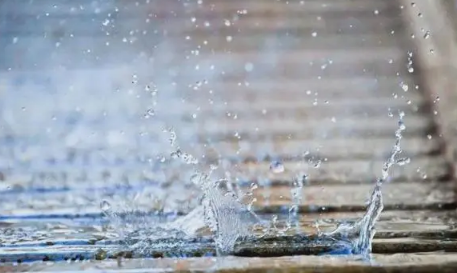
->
[270,161,285,173]
[100,200,111,212]
[400,82,409,92]
[387,109,394,117]
[168,129,177,146]
[423,31,430,39]
[144,108,155,118]
[170,149,182,159]
[396,157,411,166]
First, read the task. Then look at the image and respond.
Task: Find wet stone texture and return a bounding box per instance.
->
[0,0,457,272]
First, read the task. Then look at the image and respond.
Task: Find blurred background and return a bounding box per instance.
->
[0,0,446,224]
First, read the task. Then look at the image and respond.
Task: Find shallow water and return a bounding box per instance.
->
[0,0,431,265]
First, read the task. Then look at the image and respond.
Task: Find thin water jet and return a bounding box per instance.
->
[329,111,409,257]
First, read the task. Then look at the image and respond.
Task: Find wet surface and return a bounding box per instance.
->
[0,0,457,270]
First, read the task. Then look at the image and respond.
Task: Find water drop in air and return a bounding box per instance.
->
[270,161,285,173]
[100,200,111,212]
[396,157,411,166]
[423,31,430,39]
[400,82,409,92]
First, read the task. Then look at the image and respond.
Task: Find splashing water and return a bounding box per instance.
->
[147,129,260,255]
[330,111,409,257]
[288,173,307,231]
[104,111,409,258]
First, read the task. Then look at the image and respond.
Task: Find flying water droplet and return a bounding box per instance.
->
[270,161,285,173]
[144,109,155,118]
[387,108,394,117]
[400,82,409,92]
[396,157,411,166]
[100,200,112,212]
[168,129,177,146]
[423,31,430,39]
[170,149,182,159]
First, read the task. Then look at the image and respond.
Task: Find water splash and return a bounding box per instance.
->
[288,173,307,231]
[330,111,409,257]
[152,129,259,255]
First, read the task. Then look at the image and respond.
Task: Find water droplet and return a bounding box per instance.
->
[423,31,430,39]
[374,10,379,15]
[400,82,409,92]
[190,173,201,184]
[144,109,155,118]
[100,200,111,212]
[388,109,394,117]
[311,32,317,37]
[224,19,231,26]
[168,129,177,146]
[170,149,182,159]
[182,152,199,165]
[396,157,411,166]
[270,161,285,173]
